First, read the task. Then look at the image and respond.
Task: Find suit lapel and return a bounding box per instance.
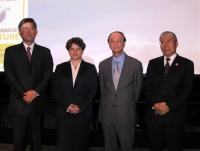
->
[106,57,115,90]
[31,44,40,64]
[19,43,30,63]
[74,60,85,88]
[167,55,180,77]
[66,61,73,81]
[158,56,165,77]
[61,61,73,87]
[117,54,128,90]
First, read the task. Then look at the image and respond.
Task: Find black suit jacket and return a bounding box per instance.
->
[4,43,53,116]
[52,60,98,119]
[144,54,194,125]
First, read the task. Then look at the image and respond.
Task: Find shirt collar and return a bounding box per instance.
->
[70,59,82,68]
[112,52,125,64]
[23,42,35,53]
[164,53,177,65]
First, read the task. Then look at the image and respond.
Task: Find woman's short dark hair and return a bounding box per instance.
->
[66,37,86,51]
[18,18,37,31]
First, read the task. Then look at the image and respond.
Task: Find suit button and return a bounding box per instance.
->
[112,105,114,107]
[115,95,117,97]
[164,79,166,81]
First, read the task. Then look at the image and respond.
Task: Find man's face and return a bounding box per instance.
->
[68,43,83,61]
[108,33,125,54]
[160,34,178,57]
[19,22,38,44]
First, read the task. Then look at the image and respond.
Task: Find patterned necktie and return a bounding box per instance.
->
[164,58,170,76]
[27,47,31,62]
[113,59,120,90]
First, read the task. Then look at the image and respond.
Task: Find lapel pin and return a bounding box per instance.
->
[175,63,178,66]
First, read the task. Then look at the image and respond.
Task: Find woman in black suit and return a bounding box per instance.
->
[52,37,98,151]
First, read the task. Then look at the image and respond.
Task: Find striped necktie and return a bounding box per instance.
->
[164,58,170,76]
[113,59,120,90]
[27,47,31,62]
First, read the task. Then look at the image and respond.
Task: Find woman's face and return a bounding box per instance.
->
[68,43,83,61]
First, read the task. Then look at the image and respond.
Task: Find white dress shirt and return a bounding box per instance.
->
[23,42,35,54]
[164,53,177,66]
[70,60,81,87]
[66,60,82,112]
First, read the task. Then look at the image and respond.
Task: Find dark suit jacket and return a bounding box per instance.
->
[4,43,53,116]
[52,60,98,119]
[144,54,194,126]
[98,53,143,126]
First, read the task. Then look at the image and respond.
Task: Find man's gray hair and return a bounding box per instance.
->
[159,31,178,42]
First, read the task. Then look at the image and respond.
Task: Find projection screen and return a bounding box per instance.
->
[0,0,200,74]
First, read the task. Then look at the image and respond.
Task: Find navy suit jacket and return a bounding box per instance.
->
[144,54,194,125]
[52,60,98,119]
[4,43,53,115]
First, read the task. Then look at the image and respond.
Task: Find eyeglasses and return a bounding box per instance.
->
[21,27,36,31]
[108,39,124,44]
[159,40,177,45]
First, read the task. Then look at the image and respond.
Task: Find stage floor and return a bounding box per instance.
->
[0,144,199,151]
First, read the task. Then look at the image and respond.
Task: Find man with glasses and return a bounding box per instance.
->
[99,31,143,151]
[4,18,53,151]
[144,31,194,151]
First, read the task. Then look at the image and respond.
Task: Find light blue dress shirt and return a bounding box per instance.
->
[112,52,125,75]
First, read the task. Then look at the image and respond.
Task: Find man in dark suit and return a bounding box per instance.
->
[4,18,53,151]
[98,31,143,151]
[144,31,194,151]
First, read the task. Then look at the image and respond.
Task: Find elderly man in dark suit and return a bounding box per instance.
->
[4,18,53,151]
[144,31,194,151]
[98,31,143,151]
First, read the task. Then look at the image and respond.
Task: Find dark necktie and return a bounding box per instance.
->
[27,47,31,62]
[164,58,170,76]
[113,59,120,90]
